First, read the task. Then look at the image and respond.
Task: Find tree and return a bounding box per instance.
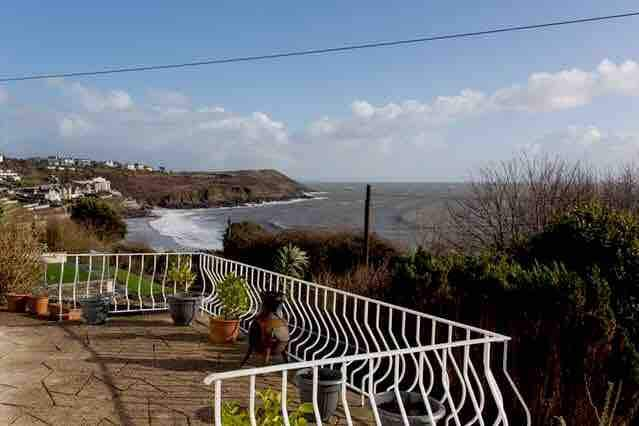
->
[70,198,127,241]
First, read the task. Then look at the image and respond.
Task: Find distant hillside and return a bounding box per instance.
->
[104,169,311,208]
[6,159,310,209]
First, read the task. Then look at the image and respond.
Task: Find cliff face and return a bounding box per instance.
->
[99,169,309,208]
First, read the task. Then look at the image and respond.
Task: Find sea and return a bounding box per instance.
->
[125,182,467,252]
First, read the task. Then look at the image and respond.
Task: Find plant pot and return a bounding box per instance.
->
[30,296,49,318]
[6,293,29,312]
[49,303,82,321]
[167,294,199,326]
[80,295,110,325]
[295,368,343,421]
[209,318,240,344]
[375,391,445,426]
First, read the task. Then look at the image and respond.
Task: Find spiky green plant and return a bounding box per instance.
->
[216,273,250,320]
[220,388,313,425]
[274,244,309,278]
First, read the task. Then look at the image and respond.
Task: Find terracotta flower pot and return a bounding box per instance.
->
[6,293,29,313]
[49,303,82,321]
[209,318,241,344]
[30,296,49,318]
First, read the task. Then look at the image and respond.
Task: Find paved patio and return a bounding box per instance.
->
[0,309,372,425]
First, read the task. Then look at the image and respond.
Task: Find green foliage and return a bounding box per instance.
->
[220,389,313,426]
[274,244,309,278]
[216,273,250,320]
[223,221,399,276]
[70,198,127,241]
[167,261,196,290]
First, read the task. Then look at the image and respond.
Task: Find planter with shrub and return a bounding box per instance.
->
[80,295,110,325]
[209,273,249,344]
[29,287,50,318]
[294,368,343,422]
[375,391,445,426]
[167,262,199,326]
[1,213,43,312]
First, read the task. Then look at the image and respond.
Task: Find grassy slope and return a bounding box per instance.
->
[46,263,167,295]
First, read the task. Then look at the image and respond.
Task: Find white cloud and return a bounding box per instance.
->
[147,89,190,107]
[5,57,639,179]
[528,125,639,165]
[66,82,133,112]
[59,115,94,138]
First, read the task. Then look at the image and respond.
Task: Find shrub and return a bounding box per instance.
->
[70,198,127,241]
[216,273,250,320]
[274,244,309,278]
[167,262,196,291]
[0,211,43,298]
[223,221,399,275]
[45,217,104,252]
[221,388,313,425]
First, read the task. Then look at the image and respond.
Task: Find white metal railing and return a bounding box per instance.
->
[43,252,530,425]
[44,252,199,314]
[200,255,531,426]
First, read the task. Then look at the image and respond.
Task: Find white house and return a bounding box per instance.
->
[0,169,21,182]
[105,160,117,168]
[71,177,111,194]
[0,153,4,163]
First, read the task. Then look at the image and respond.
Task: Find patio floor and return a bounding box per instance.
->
[0,309,373,425]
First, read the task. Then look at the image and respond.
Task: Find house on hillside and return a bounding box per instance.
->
[0,153,4,163]
[76,158,92,167]
[71,177,111,194]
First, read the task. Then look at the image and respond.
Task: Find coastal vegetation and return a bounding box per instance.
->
[222,155,639,425]
[70,198,127,240]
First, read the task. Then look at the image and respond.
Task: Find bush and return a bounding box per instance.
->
[223,221,400,276]
[45,217,105,253]
[70,198,127,241]
[0,211,43,298]
[216,273,250,320]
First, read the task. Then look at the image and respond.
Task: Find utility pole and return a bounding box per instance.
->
[363,184,371,267]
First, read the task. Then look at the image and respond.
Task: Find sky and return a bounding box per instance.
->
[1,1,639,181]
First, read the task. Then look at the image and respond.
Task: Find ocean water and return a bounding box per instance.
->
[125,182,467,251]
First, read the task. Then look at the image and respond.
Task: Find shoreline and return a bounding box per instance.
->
[124,193,328,251]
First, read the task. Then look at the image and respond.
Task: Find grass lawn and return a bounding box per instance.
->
[45,263,172,296]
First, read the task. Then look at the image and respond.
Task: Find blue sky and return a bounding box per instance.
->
[1,1,639,180]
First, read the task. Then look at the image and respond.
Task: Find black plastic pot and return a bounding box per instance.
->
[167,294,199,326]
[295,368,343,421]
[375,391,445,426]
[80,295,110,325]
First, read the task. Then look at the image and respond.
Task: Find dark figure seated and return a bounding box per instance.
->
[241,291,290,366]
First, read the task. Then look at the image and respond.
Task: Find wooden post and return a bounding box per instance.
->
[363,184,371,267]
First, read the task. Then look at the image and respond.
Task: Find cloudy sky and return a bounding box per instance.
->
[1,1,639,181]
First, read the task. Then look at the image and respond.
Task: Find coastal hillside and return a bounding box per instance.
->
[6,159,309,209]
[102,169,310,208]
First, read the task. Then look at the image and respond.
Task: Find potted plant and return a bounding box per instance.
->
[209,273,249,344]
[375,390,446,425]
[80,294,110,325]
[294,367,343,422]
[166,262,199,326]
[221,388,313,425]
[28,286,50,318]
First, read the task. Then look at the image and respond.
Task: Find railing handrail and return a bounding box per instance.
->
[204,335,508,385]
[204,253,510,340]
[47,251,510,339]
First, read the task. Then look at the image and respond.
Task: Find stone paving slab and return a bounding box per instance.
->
[1,309,373,425]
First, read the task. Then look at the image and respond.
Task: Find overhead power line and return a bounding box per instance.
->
[1,11,638,83]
